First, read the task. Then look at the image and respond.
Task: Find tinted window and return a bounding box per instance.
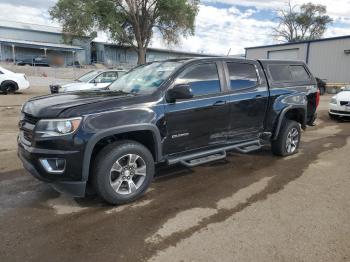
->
[269,65,293,82]
[227,63,258,90]
[290,65,310,81]
[177,63,220,96]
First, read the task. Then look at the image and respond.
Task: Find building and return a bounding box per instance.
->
[245,35,350,83]
[0,20,214,67]
[92,42,213,67]
[0,20,90,65]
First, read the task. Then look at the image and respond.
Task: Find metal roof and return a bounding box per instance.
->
[0,20,62,34]
[94,41,217,57]
[245,35,350,50]
[0,38,83,51]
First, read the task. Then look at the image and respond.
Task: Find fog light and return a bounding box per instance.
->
[40,158,66,174]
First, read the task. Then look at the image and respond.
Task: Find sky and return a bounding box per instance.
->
[0,0,349,55]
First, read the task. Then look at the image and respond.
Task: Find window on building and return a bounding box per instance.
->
[226,62,258,90]
[176,63,221,96]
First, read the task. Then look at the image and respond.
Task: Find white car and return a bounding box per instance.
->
[329,89,350,119]
[50,69,127,93]
[0,66,30,94]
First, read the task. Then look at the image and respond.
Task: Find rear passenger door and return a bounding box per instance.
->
[163,62,231,155]
[223,61,269,143]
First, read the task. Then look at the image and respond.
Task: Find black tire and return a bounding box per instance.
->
[271,119,301,156]
[1,82,17,94]
[92,140,155,205]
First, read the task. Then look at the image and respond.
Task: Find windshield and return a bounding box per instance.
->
[77,71,102,82]
[108,61,183,95]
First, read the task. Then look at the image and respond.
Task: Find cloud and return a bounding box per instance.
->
[0,0,349,55]
[151,4,276,55]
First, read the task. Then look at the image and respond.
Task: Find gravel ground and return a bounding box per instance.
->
[0,90,349,262]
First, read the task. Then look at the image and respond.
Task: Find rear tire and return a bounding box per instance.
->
[271,119,301,156]
[92,140,154,205]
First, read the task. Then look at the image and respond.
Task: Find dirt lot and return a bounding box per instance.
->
[0,89,349,262]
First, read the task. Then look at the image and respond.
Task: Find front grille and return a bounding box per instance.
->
[340,101,350,106]
[23,114,39,125]
[20,113,39,144]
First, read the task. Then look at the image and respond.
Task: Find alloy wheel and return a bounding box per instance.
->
[109,154,147,195]
[285,128,299,153]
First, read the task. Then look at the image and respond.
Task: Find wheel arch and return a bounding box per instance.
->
[272,106,307,140]
[82,124,162,181]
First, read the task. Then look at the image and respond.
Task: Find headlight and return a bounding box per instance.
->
[330,97,337,104]
[35,117,82,138]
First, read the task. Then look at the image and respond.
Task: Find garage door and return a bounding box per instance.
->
[268,49,299,60]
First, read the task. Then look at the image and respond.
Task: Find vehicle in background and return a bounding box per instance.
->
[18,57,319,205]
[315,77,326,95]
[49,69,127,93]
[16,56,50,67]
[0,66,29,94]
[329,89,350,120]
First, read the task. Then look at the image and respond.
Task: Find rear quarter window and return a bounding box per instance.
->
[268,64,310,82]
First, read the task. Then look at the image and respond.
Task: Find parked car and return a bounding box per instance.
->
[315,77,326,95]
[18,58,319,205]
[49,69,127,93]
[329,88,350,119]
[0,66,29,94]
[16,56,50,67]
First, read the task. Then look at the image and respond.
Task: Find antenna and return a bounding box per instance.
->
[226,48,231,56]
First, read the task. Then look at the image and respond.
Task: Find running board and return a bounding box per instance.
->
[180,151,226,167]
[167,140,261,167]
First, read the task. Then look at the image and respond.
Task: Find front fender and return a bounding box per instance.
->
[81,123,162,181]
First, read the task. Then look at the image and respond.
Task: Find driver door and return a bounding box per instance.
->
[163,62,231,155]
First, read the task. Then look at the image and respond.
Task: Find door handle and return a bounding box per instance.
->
[213,100,226,106]
[255,95,263,98]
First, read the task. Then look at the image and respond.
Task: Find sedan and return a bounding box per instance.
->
[50,69,127,93]
[0,66,30,94]
[329,88,350,119]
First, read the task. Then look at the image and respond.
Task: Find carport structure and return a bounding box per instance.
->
[0,38,84,65]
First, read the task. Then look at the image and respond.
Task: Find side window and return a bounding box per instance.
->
[226,62,258,90]
[268,65,293,82]
[290,65,310,81]
[176,63,221,96]
[94,72,118,83]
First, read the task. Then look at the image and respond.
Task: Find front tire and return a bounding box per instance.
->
[92,140,155,205]
[271,119,301,156]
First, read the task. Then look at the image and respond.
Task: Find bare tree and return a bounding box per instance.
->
[273,1,333,42]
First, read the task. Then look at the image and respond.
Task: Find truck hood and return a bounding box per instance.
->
[22,91,133,118]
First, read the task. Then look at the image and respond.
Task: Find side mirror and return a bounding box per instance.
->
[166,84,193,103]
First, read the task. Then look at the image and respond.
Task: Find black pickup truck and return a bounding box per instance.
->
[18,57,319,204]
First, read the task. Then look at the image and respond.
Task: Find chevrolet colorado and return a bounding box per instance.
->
[18,57,319,205]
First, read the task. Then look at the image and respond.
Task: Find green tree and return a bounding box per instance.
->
[273,1,333,42]
[50,0,199,64]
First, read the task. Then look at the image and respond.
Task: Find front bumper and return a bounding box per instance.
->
[329,103,350,117]
[17,140,87,197]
